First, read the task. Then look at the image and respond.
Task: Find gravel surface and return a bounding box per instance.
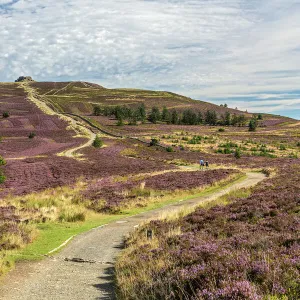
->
[0,173,265,300]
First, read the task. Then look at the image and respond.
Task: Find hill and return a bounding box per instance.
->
[0,81,299,299]
[29,81,250,115]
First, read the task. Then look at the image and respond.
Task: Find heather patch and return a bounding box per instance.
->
[116,164,300,299]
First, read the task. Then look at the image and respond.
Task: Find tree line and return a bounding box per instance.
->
[93,105,249,127]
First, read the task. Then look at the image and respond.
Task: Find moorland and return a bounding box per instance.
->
[0,80,299,299]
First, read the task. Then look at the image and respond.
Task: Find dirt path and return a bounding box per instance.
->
[20,82,96,159]
[0,172,265,300]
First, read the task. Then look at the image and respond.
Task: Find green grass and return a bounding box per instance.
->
[6,172,245,266]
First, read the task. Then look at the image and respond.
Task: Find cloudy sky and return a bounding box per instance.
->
[0,0,300,119]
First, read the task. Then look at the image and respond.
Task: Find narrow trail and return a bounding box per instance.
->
[0,172,265,300]
[20,82,96,159]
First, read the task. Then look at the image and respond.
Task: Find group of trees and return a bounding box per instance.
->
[93,105,248,127]
[94,104,146,126]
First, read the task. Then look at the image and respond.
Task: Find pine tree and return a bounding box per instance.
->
[171,110,179,124]
[149,107,161,124]
[249,119,257,131]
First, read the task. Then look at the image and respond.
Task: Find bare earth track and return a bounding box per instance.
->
[0,172,265,300]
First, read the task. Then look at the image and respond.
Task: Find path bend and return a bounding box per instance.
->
[0,172,265,300]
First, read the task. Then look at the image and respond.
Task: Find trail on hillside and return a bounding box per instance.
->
[20,82,96,159]
[0,172,265,300]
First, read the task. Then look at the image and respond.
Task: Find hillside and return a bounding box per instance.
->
[30,81,251,116]
[0,81,299,299]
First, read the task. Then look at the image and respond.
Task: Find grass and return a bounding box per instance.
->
[3,171,245,274]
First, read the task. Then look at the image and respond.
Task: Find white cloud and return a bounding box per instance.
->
[0,0,300,118]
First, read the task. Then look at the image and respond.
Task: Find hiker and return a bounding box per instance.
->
[205,161,209,168]
[200,159,204,169]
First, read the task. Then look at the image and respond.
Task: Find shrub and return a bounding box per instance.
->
[261,168,271,177]
[0,173,6,184]
[218,128,225,132]
[2,112,9,118]
[0,156,6,166]
[279,144,286,151]
[249,119,257,131]
[93,105,101,116]
[93,135,103,148]
[296,142,300,147]
[150,138,159,146]
[166,146,174,152]
[234,148,241,159]
[28,132,36,139]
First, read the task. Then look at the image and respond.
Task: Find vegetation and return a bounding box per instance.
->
[2,111,9,118]
[28,132,36,139]
[92,135,103,148]
[116,165,300,300]
[249,118,257,131]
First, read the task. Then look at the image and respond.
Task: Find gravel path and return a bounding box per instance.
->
[0,172,265,300]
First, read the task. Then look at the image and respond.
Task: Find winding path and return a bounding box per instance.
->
[20,82,96,159]
[0,172,265,300]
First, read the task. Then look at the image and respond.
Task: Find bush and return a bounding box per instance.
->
[218,128,225,132]
[279,144,286,151]
[93,135,103,148]
[93,105,101,116]
[2,112,9,118]
[234,148,241,159]
[0,173,6,184]
[249,119,257,132]
[0,156,6,166]
[166,146,174,152]
[28,132,36,139]
[150,138,159,147]
[296,142,300,147]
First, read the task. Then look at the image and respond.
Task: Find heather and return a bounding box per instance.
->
[83,169,239,212]
[116,164,300,299]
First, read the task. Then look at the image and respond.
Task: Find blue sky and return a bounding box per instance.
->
[0,0,300,119]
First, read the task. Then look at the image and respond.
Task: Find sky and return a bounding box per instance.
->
[0,0,300,119]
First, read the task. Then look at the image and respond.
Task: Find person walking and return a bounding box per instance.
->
[200,159,204,169]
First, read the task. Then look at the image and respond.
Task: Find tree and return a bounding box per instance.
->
[129,109,139,125]
[171,110,179,124]
[161,106,169,122]
[148,107,161,124]
[197,112,203,124]
[231,114,239,126]
[205,110,218,125]
[249,119,257,132]
[181,109,198,125]
[257,114,263,120]
[137,104,146,123]
[93,106,102,116]
[225,111,231,126]
[224,103,228,108]
[93,135,103,148]
[237,115,246,127]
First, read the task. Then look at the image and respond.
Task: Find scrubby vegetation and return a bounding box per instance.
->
[116,164,300,300]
